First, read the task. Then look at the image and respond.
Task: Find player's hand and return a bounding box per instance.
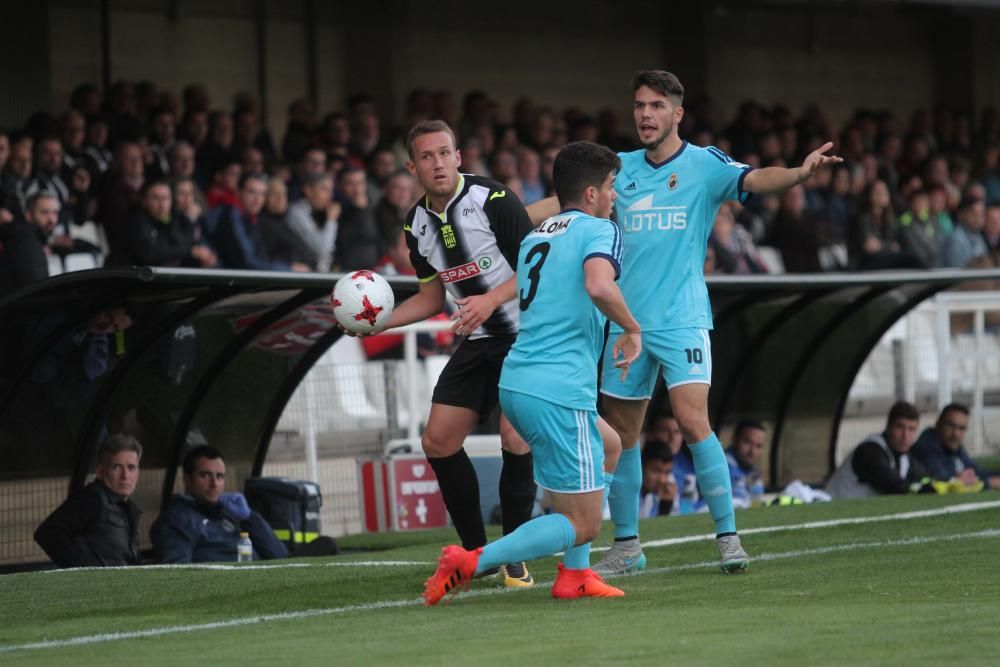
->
[335,322,357,337]
[797,142,843,183]
[451,294,498,336]
[612,331,642,381]
[334,322,374,338]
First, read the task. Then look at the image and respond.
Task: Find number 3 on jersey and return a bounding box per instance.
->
[518,242,550,311]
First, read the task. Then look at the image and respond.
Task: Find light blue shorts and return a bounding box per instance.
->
[499,389,604,494]
[600,327,712,400]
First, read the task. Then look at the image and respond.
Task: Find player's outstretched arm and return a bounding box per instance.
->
[743,141,843,195]
[451,275,516,335]
[584,258,641,380]
[525,196,559,226]
[385,278,447,329]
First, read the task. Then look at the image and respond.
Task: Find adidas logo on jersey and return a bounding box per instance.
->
[689,364,702,375]
[624,181,637,191]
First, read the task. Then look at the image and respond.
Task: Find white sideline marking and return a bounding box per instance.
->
[31,560,432,576]
[23,499,1000,576]
[2,527,998,654]
[325,560,431,567]
[630,528,1000,576]
[594,498,1000,553]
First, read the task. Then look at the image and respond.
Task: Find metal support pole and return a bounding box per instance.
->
[405,330,419,443]
[892,339,905,402]
[303,372,319,483]
[973,308,985,451]
[935,295,952,411]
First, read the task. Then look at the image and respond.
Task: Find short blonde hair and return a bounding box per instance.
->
[406,120,457,159]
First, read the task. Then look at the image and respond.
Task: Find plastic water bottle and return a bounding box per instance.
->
[237,532,253,563]
[749,480,766,507]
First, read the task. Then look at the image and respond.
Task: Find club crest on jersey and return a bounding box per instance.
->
[440,224,457,248]
[668,173,679,190]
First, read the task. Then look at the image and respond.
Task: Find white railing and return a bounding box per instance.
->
[930,291,1000,453]
[845,290,1000,456]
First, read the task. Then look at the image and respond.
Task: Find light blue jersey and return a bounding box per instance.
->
[612,142,752,332]
[499,209,622,410]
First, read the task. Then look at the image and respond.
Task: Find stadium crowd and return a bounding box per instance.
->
[3,80,1000,294]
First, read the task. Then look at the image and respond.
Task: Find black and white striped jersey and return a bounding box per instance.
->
[404,174,534,339]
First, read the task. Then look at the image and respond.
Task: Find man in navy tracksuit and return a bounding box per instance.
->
[152,445,286,563]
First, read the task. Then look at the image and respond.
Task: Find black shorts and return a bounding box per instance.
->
[432,334,517,422]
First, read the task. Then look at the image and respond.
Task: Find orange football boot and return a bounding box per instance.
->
[422,545,482,606]
[550,563,626,599]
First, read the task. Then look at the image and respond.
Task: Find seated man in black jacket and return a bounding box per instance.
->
[151,445,287,563]
[911,403,1000,491]
[826,401,933,499]
[34,434,143,568]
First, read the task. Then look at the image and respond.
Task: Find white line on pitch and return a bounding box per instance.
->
[2,528,997,654]
[600,498,1000,553]
[22,499,1000,576]
[31,560,434,576]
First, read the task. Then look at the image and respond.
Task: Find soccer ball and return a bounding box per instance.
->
[330,270,395,334]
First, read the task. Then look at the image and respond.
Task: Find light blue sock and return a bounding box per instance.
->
[602,471,614,506]
[608,444,641,540]
[689,433,736,535]
[475,513,576,575]
[563,542,590,570]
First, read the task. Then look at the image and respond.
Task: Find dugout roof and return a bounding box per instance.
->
[2,267,1000,500]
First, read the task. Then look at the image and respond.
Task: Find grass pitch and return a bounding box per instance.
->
[1,493,997,666]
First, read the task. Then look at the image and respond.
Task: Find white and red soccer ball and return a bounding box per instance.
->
[330,270,395,334]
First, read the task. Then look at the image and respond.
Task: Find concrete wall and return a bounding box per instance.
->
[704,5,939,128]
[109,11,257,108]
[0,5,52,130]
[379,1,663,125]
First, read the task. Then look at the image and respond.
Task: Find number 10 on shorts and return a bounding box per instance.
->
[684,348,703,364]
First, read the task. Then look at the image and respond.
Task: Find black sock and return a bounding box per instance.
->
[427,449,485,550]
[499,450,537,536]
